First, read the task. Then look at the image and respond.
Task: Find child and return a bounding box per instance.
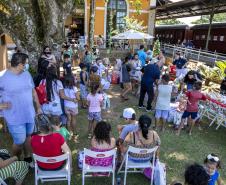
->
[63,74,80,141]
[173,94,188,129]
[87,84,103,139]
[117,108,138,141]
[63,53,72,76]
[50,115,71,141]
[204,154,223,185]
[155,74,173,131]
[176,81,206,136]
[79,63,88,108]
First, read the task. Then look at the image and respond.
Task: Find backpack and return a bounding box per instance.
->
[35,80,48,105]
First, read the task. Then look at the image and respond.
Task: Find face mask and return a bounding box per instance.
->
[24,63,29,71]
[45,52,51,55]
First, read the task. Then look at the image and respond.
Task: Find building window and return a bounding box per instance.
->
[166,34,169,38]
[220,36,225,42]
[170,34,173,38]
[107,0,127,31]
[213,36,218,41]
[195,35,200,40]
[201,35,206,40]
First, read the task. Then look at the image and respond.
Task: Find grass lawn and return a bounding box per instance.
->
[0,85,225,185]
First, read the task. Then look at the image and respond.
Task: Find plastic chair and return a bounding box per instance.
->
[82,148,116,185]
[118,146,158,185]
[33,153,71,185]
[0,177,7,185]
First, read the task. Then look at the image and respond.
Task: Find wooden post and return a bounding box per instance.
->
[205,2,215,50]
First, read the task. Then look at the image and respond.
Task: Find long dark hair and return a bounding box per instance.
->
[91,84,99,95]
[94,121,111,144]
[138,115,152,140]
[46,66,58,101]
[64,74,75,89]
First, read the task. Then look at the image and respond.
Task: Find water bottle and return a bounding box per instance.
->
[116,176,121,185]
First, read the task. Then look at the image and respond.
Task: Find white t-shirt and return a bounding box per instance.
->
[87,93,103,113]
[155,84,172,110]
[64,86,78,108]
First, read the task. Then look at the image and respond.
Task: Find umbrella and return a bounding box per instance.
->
[112,29,154,40]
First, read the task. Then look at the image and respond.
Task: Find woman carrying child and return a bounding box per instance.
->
[87,84,103,139]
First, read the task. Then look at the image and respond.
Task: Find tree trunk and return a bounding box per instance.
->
[0,0,77,67]
[89,0,96,48]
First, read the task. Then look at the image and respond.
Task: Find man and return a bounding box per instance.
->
[137,45,147,67]
[173,52,187,78]
[0,53,41,163]
[138,60,163,112]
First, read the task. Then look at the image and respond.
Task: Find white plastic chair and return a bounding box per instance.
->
[82,148,116,185]
[33,153,71,185]
[118,146,158,185]
[0,177,7,185]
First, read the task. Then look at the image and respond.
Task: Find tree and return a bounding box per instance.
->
[0,0,79,66]
[191,13,226,24]
[153,39,160,57]
[156,19,184,25]
[88,0,96,48]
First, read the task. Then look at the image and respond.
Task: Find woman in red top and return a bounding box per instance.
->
[31,114,72,170]
[176,81,206,136]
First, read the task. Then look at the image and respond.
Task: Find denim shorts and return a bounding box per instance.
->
[182,111,198,119]
[155,109,169,120]
[8,123,34,145]
[88,112,102,122]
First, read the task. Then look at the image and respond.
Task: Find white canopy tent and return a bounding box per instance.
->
[112,29,154,40]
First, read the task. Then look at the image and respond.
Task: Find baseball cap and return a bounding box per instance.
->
[123,108,136,119]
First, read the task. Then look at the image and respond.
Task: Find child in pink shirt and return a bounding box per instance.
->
[177,81,206,136]
[87,84,103,139]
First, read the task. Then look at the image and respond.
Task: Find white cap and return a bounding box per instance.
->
[123,108,136,119]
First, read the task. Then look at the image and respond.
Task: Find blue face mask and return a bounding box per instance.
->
[24,63,29,71]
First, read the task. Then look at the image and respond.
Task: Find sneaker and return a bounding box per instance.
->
[146,108,152,112]
[139,105,146,109]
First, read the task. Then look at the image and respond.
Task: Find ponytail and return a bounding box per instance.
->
[138,115,151,140]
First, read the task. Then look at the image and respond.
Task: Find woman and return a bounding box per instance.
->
[41,66,76,116]
[124,115,160,162]
[0,149,28,185]
[120,57,132,100]
[182,70,202,91]
[31,114,72,170]
[85,121,115,167]
[40,46,57,67]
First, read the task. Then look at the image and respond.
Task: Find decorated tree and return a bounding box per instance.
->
[0,0,79,66]
[153,39,161,57]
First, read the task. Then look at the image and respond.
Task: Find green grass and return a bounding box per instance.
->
[1,85,226,185]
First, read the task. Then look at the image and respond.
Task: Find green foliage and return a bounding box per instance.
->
[153,39,161,57]
[129,0,142,15]
[199,64,224,85]
[216,61,226,77]
[191,13,226,24]
[156,19,184,25]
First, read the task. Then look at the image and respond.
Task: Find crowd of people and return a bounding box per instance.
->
[0,41,224,185]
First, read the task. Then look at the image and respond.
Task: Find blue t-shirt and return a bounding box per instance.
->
[173,57,187,69]
[137,50,147,67]
[209,170,219,185]
[0,70,35,125]
[141,64,160,87]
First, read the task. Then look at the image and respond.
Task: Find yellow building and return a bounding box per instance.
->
[65,0,156,42]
